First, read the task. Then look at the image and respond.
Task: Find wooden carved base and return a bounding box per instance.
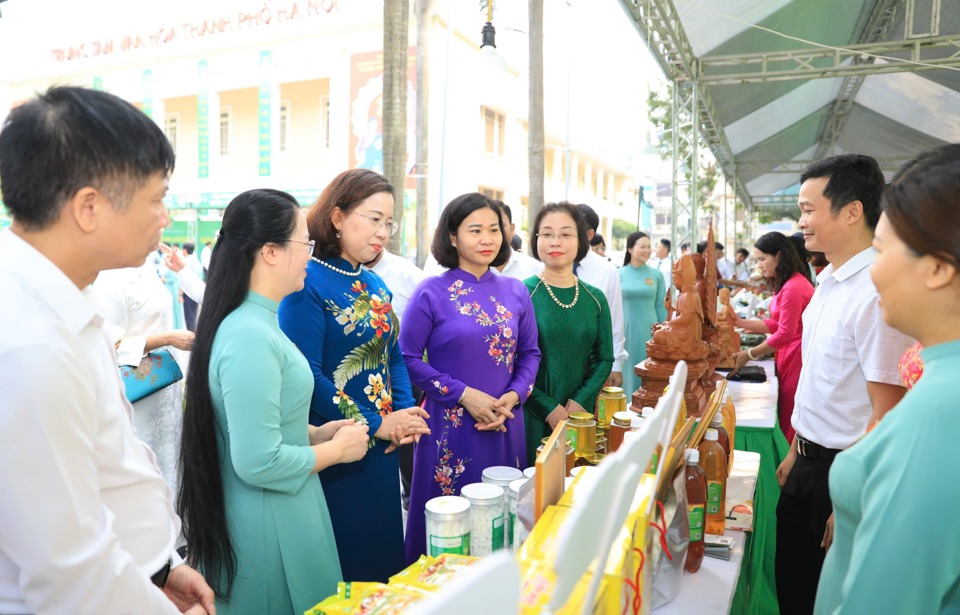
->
[632,357,710,418]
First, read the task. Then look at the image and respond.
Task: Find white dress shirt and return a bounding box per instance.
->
[652,257,673,288]
[0,230,182,614]
[577,249,629,373]
[498,248,544,281]
[174,265,205,304]
[421,249,544,283]
[366,250,427,320]
[717,257,735,280]
[792,247,914,449]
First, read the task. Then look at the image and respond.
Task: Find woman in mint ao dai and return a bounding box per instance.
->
[178,190,370,614]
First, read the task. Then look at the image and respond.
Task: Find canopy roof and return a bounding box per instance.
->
[618,0,960,209]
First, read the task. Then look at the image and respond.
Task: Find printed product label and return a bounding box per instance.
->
[688,504,705,541]
[707,480,722,515]
[508,512,516,548]
[492,515,504,551]
[597,399,607,423]
[566,426,578,454]
[429,532,470,556]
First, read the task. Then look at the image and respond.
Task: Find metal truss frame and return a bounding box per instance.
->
[670,81,697,255]
[617,0,753,233]
[617,0,956,213]
[699,35,960,85]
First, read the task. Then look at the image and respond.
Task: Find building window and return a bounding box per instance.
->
[482,107,505,157]
[479,186,504,201]
[319,95,331,149]
[279,100,290,152]
[219,108,231,156]
[164,114,179,155]
[656,211,672,227]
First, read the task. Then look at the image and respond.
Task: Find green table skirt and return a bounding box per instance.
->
[729,424,790,615]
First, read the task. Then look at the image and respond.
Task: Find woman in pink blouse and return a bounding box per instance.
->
[731,232,814,444]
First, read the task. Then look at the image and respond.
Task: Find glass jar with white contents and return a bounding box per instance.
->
[424,496,471,557]
[481,466,524,490]
[460,482,506,556]
[507,477,530,551]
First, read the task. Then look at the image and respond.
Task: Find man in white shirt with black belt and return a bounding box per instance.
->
[774,154,912,615]
[576,204,629,387]
[0,87,215,614]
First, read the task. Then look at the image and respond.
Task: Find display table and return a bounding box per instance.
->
[654,451,760,614]
[726,360,790,615]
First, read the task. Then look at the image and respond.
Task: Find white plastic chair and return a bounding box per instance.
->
[405,551,521,615]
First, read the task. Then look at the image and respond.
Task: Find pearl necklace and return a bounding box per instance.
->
[539,273,579,309]
[312,256,361,277]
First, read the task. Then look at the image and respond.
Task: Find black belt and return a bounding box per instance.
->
[151,558,172,588]
[796,434,842,460]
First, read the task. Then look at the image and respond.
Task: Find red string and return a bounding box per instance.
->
[631,548,645,615]
[650,500,673,561]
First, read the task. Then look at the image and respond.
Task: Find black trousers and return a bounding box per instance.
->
[183,296,199,332]
[776,451,836,615]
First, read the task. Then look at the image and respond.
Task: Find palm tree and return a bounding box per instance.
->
[528,0,544,232]
[383,0,409,253]
[414,0,432,266]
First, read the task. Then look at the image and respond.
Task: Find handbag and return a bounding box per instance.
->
[119,349,183,403]
[726,365,767,383]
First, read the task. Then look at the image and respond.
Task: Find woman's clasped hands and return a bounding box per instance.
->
[375,407,431,453]
[460,386,518,432]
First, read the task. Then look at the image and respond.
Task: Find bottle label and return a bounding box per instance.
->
[566,426,578,453]
[508,512,516,548]
[492,515,504,551]
[597,399,607,423]
[706,480,722,515]
[429,532,470,556]
[687,504,705,542]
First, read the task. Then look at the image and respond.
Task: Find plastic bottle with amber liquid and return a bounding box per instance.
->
[683,448,706,573]
[697,428,728,536]
[709,416,732,476]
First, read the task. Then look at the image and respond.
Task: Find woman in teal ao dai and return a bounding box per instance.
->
[178,190,370,614]
[618,231,667,398]
[814,145,960,614]
[279,170,430,583]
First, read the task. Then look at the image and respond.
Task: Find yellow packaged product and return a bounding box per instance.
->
[518,504,636,615]
[315,583,425,615]
[518,560,611,615]
[388,553,478,592]
[304,594,342,615]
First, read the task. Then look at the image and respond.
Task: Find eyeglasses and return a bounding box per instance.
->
[287,239,316,254]
[351,211,399,236]
[537,232,579,242]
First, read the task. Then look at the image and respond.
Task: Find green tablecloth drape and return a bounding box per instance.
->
[729,424,790,615]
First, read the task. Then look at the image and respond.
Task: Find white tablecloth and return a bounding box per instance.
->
[725,359,778,429]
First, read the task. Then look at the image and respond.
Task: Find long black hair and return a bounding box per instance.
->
[178,189,301,600]
[753,232,810,293]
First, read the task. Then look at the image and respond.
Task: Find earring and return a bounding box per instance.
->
[336,231,342,239]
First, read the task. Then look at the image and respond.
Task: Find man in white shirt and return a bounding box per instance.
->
[423,199,543,282]
[0,86,214,614]
[576,204,629,387]
[732,248,751,282]
[651,238,673,288]
[365,249,426,322]
[774,154,912,615]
